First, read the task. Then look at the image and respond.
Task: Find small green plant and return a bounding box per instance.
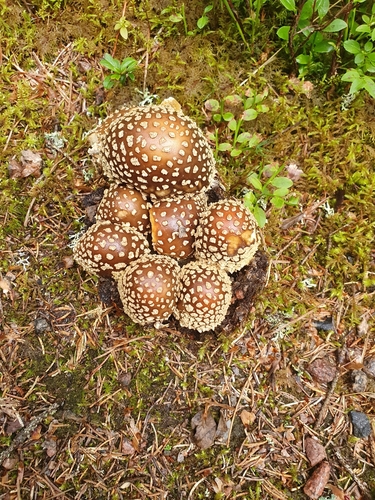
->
[161,3,213,35]
[243,164,298,227]
[206,90,269,159]
[100,53,138,89]
[341,3,375,98]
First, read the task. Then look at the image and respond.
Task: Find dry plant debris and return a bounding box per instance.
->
[0,1,375,499]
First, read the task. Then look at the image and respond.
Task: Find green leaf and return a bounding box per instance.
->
[364,40,373,52]
[248,174,263,191]
[242,108,258,121]
[314,40,334,53]
[222,112,234,121]
[270,176,293,189]
[300,0,314,21]
[230,148,242,157]
[120,27,128,40]
[169,13,183,22]
[248,135,262,148]
[100,53,121,72]
[205,99,220,112]
[213,113,222,122]
[273,187,290,197]
[197,16,209,29]
[218,143,232,151]
[253,205,267,228]
[372,27,375,41]
[224,94,242,106]
[354,53,365,65]
[349,78,365,95]
[244,96,255,109]
[343,40,362,54]
[103,75,115,89]
[316,0,329,19]
[341,69,361,82]
[270,196,285,208]
[287,196,300,205]
[356,24,371,33]
[236,132,252,143]
[323,19,347,32]
[280,0,296,12]
[204,5,213,13]
[228,118,237,131]
[277,25,290,40]
[243,191,256,208]
[296,54,311,65]
[363,76,375,98]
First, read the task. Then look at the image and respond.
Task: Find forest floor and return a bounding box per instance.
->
[0,0,374,499]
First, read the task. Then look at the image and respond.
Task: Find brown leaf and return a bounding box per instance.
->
[303,461,331,499]
[0,278,11,295]
[305,437,327,467]
[42,438,57,457]
[215,411,229,442]
[5,419,24,435]
[30,425,42,441]
[286,163,304,181]
[307,358,336,384]
[122,439,136,455]
[8,150,43,178]
[191,410,217,450]
[240,409,256,427]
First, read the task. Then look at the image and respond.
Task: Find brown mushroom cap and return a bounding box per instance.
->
[96,185,150,232]
[73,221,150,277]
[195,199,260,273]
[88,104,216,199]
[175,261,232,332]
[149,194,206,259]
[116,254,181,327]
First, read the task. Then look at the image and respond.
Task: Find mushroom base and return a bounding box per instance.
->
[98,249,268,337]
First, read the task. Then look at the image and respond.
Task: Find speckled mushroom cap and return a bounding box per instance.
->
[149,194,207,259]
[175,261,232,332]
[96,185,150,232]
[73,221,150,277]
[195,199,260,273]
[116,254,181,327]
[88,102,216,199]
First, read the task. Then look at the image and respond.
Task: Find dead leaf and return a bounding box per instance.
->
[215,411,230,442]
[30,425,42,441]
[8,150,43,178]
[358,316,369,337]
[0,278,11,295]
[240,409,256,427]
[42,438,57,457]
[191,410,217,450]
[286,163,304,181]
[121,439,136,455]
[326,484,346,500]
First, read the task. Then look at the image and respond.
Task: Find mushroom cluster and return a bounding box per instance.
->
[74,98,261,332]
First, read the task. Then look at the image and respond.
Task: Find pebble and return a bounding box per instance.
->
[34,317,51,334]
[352,370,367,393]
[305,437,327,467]
[349,410,372,438]
[303,461,331,499]
[364,357,375,378]
[307,358,336,384]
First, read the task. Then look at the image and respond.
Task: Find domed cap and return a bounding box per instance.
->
[88,103,216,199]
[195,199,260,273]
[116,254,181,327]
[175,261,232,332]
[73,221,150,277]
[149,194,206,259]
[96,185,150,232]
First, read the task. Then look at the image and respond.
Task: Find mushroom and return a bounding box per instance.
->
[195,199,260,273]
[149,194,206,259]
[96,185,150,232]
[175,261,232,332]
[73,221,150,277]
[116,254,181,327]
[87,100,217,199]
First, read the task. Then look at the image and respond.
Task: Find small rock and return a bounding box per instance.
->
[352,370,367,393]
[118,371,132,387]
[349,411,372,438]
[364,357,375,378]
[307,358,336,384]
[34,317,51,334]
[305,437,327,466]
[313,317,334,331]
[303,461,331,499]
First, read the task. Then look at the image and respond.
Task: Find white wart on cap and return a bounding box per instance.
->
[96,185,150,232]
[73,221,150,277]
[149,194,206,259]
[88,103,216,199]
[195,199,260,273]
[176,261,232,332]
[116,254,181,327]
